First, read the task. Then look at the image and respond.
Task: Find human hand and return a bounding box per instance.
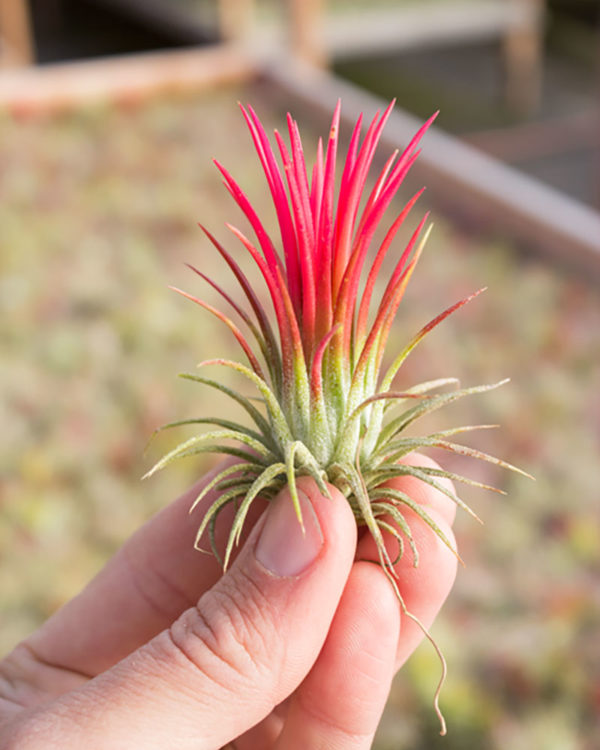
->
[0,454,457,749]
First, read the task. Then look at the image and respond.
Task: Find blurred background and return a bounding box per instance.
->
[1,1,599,748]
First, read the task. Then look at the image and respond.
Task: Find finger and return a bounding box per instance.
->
[357,458,458,667]
[388,506,457,668]
[397,453,457,527]
[14,479,358,750]
[275,561,400,750]
[233,711,285,749]
[22,460,265,677]
[231,697,289,749]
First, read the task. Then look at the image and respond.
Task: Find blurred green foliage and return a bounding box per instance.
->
[0,84,599,749]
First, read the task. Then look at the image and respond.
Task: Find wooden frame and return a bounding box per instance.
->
[0,4,596,276]
[2,0,545,114]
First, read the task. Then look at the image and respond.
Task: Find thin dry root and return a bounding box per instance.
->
[405,608,448,736]
[376,545,448,736]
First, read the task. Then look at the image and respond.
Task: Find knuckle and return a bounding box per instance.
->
[159,569,280,695]
[296,690,373,745]
[120,544,195,623]
[0,643,87,711]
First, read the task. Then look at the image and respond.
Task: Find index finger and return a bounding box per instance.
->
[21,460,267,678]
[355,453,459,667]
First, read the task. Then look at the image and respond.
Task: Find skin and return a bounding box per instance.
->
[0,454,457,749]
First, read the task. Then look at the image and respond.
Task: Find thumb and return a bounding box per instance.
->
[16,479,357,750]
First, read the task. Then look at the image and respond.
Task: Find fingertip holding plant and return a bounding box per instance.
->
[146,99,532,734]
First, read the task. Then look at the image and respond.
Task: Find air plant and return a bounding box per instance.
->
[145,100,529,733]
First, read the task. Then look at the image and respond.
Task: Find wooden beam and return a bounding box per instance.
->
[503,0,545,116]
[286,0,326,67]
[325,0,540,59]
[0,44,257,114]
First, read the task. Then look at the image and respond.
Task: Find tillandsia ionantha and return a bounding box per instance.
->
[145,99,530,733]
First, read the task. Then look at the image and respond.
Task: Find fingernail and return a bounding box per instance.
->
[256,488,324,576]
